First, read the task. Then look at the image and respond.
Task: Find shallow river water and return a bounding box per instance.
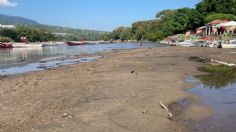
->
[187,65,236,132]
[0,43,165,75]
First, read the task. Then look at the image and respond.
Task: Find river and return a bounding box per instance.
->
[0,43,165,75]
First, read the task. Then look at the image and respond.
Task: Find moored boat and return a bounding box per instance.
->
[42,43,59,47]
[12,43,27,48]
[221,43,236,48]
[0,43,13,49]
[177,40,194,47]
[192,40,209,47]
[221,40,236,48]
[12,43,42,48]
[66,41,85,46]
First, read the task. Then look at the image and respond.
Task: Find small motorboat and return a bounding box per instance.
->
[0,43,13,49]
[177,40,194,47]
[66,41,85,46]
[192,40,209,47]
[221,43,236,48]
[221,40,236,48]
[42,43,59,47]
[12,43,27,48]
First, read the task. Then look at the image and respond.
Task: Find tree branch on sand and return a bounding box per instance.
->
[160,99,173,121]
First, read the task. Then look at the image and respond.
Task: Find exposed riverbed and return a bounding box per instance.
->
[0,47,235,132]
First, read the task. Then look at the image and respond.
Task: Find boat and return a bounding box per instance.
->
[192,40,209,47]
[66,41,85,46]
[221,40,236,48]
[42,43,59,47]
[209,40,222,48]
[0,43,13,49]
[221,43,236,48]
[12,43,42,48]
[177,40,194,47]
[12,43,27,48]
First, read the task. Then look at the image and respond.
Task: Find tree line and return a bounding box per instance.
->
[0,25,108,42]
[107,0,236,42]
[0,26,55,42]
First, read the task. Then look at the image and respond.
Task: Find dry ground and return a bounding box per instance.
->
[0,47,235,132]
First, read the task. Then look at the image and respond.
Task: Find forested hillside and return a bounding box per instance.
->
[109,0,236,42]
[0,14,109,42]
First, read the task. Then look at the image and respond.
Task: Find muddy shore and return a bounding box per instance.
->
[0,47,235,132]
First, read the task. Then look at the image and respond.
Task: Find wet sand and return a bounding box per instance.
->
[0,47,235,132]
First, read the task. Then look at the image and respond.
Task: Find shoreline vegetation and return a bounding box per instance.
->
[2,1,236,44]
[106,0,236,43]
[0,47,236,131]
[0,25,108,43]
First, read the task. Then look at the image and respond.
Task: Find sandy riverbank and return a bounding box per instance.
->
[0,47,236,132]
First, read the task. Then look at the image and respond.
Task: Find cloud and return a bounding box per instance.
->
[0,0,17,7]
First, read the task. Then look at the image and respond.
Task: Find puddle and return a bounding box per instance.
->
[183,65,236,132]
[196,65,236,88]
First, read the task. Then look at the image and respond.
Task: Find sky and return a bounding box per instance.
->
[0,0,200,31]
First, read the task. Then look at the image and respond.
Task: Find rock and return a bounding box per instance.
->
[63,113,69,118]
[141,110,147,114]
[131,71,137,74]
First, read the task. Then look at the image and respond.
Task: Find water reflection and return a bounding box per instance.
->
[195,65,236,89]
[0,43,164,69]
[187,65,236,132]
[0,47,58,68]
[0,43,165,74]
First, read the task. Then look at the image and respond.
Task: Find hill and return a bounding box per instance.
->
[0,14,39,25]
[0,14,109,41]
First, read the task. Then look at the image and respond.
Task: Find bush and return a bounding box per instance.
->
[205,13,236,23]
[0,37,12,42]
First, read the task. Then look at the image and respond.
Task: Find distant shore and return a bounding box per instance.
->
[0,47,235,132]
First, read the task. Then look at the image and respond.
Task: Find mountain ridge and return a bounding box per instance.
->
[0,13,39,25]
[0,13,109,33]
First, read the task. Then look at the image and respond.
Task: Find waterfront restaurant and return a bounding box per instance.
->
[204,20,229,36]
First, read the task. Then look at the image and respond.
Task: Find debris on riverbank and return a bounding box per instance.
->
[0,75,7,79]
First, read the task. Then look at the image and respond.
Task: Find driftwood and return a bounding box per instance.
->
[211,59,236,67]
[160,99,173,120]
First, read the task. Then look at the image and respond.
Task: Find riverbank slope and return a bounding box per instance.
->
[0,47,235,132]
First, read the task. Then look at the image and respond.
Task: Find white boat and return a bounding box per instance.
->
[12,43,27,48]
[177,40,194,47]
[42,42,59,47]
[221,40,236,48]
[12,43,42,48]
[221,43,236,48]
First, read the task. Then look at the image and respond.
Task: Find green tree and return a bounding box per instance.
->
[0,37,12,42]
[205,13,236,23]
[16,26,55,42]
[119,27,132,42]
[196,0,236,16]
[111,26,132,41]
[0,28,18,41]
[157,8,203,34]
